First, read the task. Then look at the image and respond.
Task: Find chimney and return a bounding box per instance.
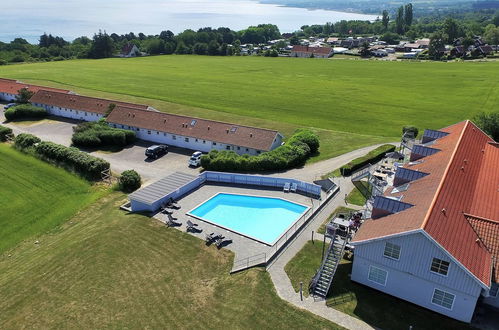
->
[208,126,210,130]
[226,129,229,134]
[250,133,253,138]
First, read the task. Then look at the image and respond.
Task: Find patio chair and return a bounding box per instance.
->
[161,207,173,215]
[167,214,178,221]
[290,182,297,193]
[283,182,291,192]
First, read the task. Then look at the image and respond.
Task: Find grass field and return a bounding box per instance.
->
[0,144,103,253]
[2,56,498,160]
[0,192,341,329]
[285,241,473,330]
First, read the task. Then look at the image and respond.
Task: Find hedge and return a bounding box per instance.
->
[14,133,41,149]
[0,125,13,141]
[339,144,396,176]
[201,129,319,172]
[72,120,136,148]
[4,104,47,121]
[119,169,142,192]
[35,141,110,180]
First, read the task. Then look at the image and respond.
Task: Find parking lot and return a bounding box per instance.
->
[1,108,200,182]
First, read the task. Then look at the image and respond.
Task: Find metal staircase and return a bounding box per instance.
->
[310,233,347,298]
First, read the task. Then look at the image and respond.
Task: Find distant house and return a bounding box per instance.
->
[120,43,140,58]
[106,106,284,155]
[403,43,421,52]
[476,45,494,56]
[371,49,388,57]
[451,46,467,57]
[29,90,150,122]
[290,45,333,58]
[351,121,499,323]
[326,37,340,45]
[0,78,70,102]
[340,39,354,49]
[416,38,430,49]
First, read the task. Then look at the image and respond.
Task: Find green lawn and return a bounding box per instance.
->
[0,144,103,253]
[2,56,498,160]
[285,241,474,330]
[346,181,370,206]
[0,193,342,329]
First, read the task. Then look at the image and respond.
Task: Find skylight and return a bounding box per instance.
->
[190,120,197,126]
[392,183,410,193]
[230,126,238,133]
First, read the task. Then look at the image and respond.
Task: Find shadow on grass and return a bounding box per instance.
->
[326,262,474,330]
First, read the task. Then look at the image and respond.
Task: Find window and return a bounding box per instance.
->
[185,137,189,142]
[490,283,499,297]
[432,289,455,310]
[190,120,197,126]
[230,126,238,133]
[202,140,206,144]
[84,112,87,116]
[136,128,139,131]
[383,242,401,260]
[147,130,151,135]
[226,146,230,150]
[213,142,217,146]
[430,258,450,276]
[172,135,176,140]
[113,124,116,128]
[156,131,159,135]
[368,266,387,286]
[195,139,198,142]
[164,133,167,136]
[257,151,261,154]
[246,148,249,152]
[237,146,240,150]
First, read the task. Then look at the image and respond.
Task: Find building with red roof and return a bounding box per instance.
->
[0,78,70,102]
[290,45,333,58]
[350,120,499,322]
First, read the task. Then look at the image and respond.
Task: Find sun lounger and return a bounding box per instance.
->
[186,220,200,232]
[167,198,181,210]
[205,232,222,243]
[161,207,173,215]
[167,214,178,221]
[290,182,297,192]
[283,182,291,192]
[216,237,232,248]
[165,217,181,227]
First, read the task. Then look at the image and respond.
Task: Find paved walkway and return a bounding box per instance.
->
[267,177,375,330]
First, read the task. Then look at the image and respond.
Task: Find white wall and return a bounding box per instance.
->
[0,92,16,102]
[33,103,103,122]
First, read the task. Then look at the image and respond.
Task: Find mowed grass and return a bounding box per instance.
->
[285,241,473,330]
[0,144,103,253]
[2,56,498,158]
[0,192,341,329]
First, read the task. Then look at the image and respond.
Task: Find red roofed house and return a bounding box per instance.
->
[0,78,70,102]
[290,45,333,58]
[350,121,499,322]
[120,43,140,58]
[106,106,283,155]
[29,90,150,122]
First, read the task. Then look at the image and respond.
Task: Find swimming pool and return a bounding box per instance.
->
[187,193,309,245]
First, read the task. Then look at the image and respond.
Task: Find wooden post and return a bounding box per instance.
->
[300,282,303,301]
[321,234,326,261]
[311,230,314,244]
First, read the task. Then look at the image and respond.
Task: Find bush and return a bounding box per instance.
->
[119,170,141,192]
[339,144,396,176]
[402,125,419,138]
[201,129,319,172]
[4,104,47,121]
[71,120,136,148]
[35,141,110,180]
[0,125,13,141]
[14,133,41,149]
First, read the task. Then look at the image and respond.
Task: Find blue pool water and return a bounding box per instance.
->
[188,193,308,245]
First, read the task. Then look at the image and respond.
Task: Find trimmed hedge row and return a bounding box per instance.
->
[72,120,136,148]
[339,144,396,176]
[14,133,110,180]
[201,129,319,172]
[4,104,47,121]
[0,125,13,141]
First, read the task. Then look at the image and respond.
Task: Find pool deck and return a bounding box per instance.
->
[152,183,329,271]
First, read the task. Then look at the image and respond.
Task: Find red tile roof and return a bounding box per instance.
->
[353,121,498,287]
[291,45,332,55]
[466,215,499,282]
[106,106,280,151]
[0,78,70,95]
[29,90,149,115]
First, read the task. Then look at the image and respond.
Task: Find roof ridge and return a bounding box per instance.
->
[36,89,147,107]
[464,213,499,224]
[113,105,280,134]
[420,120,470,230]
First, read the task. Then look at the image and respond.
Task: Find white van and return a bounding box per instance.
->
[188,151,203,167]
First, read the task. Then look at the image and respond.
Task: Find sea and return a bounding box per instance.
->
[0,0,377,43]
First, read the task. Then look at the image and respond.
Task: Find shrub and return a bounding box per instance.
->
[0,125,13,141]
[402,125,419,138]
[4,104,47,121]
[201,129,319,172]
[71,120,135,148]
[14,133,41,149]
[119,170,142,192]
[35,141,110,180]
[339,144,395,176]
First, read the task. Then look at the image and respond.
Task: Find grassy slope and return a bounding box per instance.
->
[0,193,341,329]
[285,241,473,330]
[0,144,103,253]
[2,56,498,159]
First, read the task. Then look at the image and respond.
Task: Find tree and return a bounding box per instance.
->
[443,18,461,44]
[473,111,499,141]
[360,41,371,57]
[146,39,165,55]
[493,13,499,27]
[207,40,220,55]
[193,42,208,55]
[382,10,390,31]
[89,30,114,59]
[396,6,405,35]
[380,32,400,44]
[404,3,413,28]
[484,24,499,45]
[429,30,446,60]
[174,40,190,54]
[289,35,300,45]
[159,30,175,42]
[15,88,34,104]
[402,125,419,139]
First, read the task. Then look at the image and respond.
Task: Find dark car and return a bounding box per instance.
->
[145,145,168,159]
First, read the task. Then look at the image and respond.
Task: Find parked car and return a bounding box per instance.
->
[145,145,168,159]
[3,103,16,110]
[188,151,203,167]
